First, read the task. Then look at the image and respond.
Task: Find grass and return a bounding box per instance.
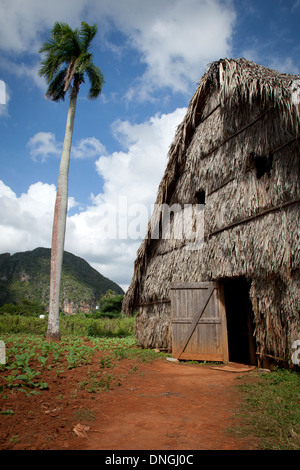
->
[72,408,96,423]
[78,370,120,393]
[113,345,167,362]
[0,312,135,337]
[231,368,300,450]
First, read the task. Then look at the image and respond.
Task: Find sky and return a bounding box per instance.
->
[0,0,299,292]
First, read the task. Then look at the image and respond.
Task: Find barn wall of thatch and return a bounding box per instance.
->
[123,58,300,367]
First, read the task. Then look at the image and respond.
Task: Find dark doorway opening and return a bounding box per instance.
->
[195,189,206,205]
[223,277,257,365]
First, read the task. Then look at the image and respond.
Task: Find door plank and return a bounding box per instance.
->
[171,281,229,362]
[178,352,224,362]
[173,284,214,359]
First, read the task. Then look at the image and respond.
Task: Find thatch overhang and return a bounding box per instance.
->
[122,58,300,366]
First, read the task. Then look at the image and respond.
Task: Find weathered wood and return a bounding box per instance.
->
[171,282,218,289]
[173,318,222,324]
[177,352,224,362]
[172,285,214,359]
[171,282,229,362]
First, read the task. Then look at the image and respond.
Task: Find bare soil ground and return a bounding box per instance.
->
[0,350,259,451]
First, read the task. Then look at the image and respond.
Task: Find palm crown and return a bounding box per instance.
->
[39,21,104,101]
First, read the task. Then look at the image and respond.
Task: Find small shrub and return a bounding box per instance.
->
[86,321,100,337]
[0,300,45,317]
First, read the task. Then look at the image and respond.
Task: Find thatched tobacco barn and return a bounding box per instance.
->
[122,58,300,368]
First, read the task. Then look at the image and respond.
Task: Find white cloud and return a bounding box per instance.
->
[0,57,46,93]
[71,137,106,159]
[0,181,15,199]
[0,0,85,54]
[0,0,88,96]
[0,181,55,252]
[100,0,236,100]
[96,108,186,207]
[0,0,236,100]
[0,107,186,289]
[27,132,106,162]
[27,132,61,162]
[0,180,79,253]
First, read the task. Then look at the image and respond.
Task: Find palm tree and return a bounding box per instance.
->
[39,22,104,340]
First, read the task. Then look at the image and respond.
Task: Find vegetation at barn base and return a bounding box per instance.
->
[231,369,300,450]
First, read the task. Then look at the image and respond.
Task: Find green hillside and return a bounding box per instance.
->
[0,248,124,314]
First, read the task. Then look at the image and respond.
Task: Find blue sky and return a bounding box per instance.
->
[0,0,299,290]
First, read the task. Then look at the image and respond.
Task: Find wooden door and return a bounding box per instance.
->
[170,282,229,362]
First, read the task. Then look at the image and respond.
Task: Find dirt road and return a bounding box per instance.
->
[69,360,257,451]
[1,354,258,451]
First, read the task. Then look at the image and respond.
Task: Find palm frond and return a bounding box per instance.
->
[51,22,76,45]
[79,22,98,51]
[85,63,105,99]
[39,50,65,82]
[75,52,93,74]
[46,68,68,101]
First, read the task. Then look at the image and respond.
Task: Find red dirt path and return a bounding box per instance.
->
[78,361,258,451]
[0,354,259,451]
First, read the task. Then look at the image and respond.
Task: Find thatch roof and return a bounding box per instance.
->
[123,58,300,320]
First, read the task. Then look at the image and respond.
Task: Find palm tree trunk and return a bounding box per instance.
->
[47,94,77,340]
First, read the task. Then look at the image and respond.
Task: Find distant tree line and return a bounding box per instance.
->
[0,291,124,319]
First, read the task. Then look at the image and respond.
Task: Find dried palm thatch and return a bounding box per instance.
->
[122,58,300,367]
